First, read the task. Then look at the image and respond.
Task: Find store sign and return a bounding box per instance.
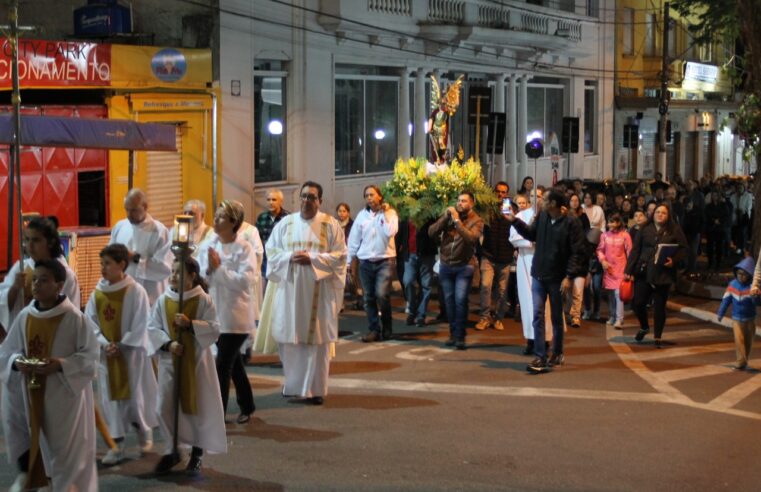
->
[682,62,726,93]
[0,39,211,90]
[0,39,111,87]
[150,48,187,83]
[684,62,718,83]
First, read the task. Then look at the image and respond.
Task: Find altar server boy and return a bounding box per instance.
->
[149,257,227,475]
[85,243,159,465]
[0,259,99,491]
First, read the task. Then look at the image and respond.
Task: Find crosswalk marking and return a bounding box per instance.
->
[708,374,761,409]
[634,342,735,361]
[657,364,733,383]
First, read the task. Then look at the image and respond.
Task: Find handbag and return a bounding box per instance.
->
[620,278,634,303]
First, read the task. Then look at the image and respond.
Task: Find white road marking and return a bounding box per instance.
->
[657,364,733,383]
[395,347,451,360]
[708,374,761,409]
[634,342,735,361]
[607,324,761,420]
[347,340,404,355]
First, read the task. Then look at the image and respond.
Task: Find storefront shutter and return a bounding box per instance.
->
[146,126,182,227]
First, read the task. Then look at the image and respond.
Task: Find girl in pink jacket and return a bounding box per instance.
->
[596,213,632,328]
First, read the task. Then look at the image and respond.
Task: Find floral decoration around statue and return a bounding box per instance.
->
[382,156,499,227]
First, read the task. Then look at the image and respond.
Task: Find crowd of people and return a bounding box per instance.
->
[0,170,757,490]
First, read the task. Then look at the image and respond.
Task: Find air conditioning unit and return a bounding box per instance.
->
[74,0,132,36]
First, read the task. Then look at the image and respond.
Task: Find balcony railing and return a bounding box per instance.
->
[478,4,510,28]
[428,0,465,24]
[322,0,584,44]
[368,0,412,16]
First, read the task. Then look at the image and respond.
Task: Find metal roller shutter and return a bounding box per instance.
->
[146,127,182,227]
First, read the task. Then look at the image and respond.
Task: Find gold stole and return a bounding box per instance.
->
[25,313,64,490]
[287,218,329,344]
[164,295,200,415]
[94,288,131,400]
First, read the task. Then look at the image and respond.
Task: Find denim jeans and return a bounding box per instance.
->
[403,254,435,321]
[531,278,564,359]
[479,258,511,320]
[359,259,393,333]
[606,288,623,323]
[438,262,475,341]
[584,271,603,317]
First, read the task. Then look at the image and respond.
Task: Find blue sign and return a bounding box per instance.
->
[151,48,187,83]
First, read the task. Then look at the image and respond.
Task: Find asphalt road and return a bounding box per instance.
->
[3,294,761,491]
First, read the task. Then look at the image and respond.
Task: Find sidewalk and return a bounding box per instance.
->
[668,293,761,336]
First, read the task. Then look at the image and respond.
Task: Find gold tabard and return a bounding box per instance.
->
[94,288,131,400]
[25,312,64,490]
[164,295,200,415]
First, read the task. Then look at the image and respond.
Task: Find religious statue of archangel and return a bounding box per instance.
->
[427,74,464,165]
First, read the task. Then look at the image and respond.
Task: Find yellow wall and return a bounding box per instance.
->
[615,1,732,96]
[107,93,217,226]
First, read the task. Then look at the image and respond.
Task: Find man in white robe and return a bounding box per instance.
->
[265,181,346,404]
[0,260,99,491]
[109,188,173,305]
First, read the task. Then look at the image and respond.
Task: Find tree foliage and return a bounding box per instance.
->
[672,0,761,254]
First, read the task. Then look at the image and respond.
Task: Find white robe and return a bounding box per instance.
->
[85,276,159,438]
[109,214,173,305]
[147,286,227,454]
[197,235,257,335]
[0,298,99,491]
[265,212,346,397]
[0,257,80,466]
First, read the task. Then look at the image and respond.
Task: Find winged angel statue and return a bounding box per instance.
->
[428,74,464,164]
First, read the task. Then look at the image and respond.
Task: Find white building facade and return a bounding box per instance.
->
[219,0,615,215]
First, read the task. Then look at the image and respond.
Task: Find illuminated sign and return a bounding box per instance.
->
[684,62,718,84]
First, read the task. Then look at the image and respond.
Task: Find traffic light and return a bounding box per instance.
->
[657,120,672,143]
[623,125,639,149]
[561,117,580,153]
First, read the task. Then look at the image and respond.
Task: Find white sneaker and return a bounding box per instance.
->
[614,320,624,329]
[102,447,124,465]
[139,428,154,454]
[9,472,27,492]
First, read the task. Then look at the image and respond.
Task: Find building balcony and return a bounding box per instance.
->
[318,0,588,60]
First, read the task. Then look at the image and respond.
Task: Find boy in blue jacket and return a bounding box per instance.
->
[717,257,761,370]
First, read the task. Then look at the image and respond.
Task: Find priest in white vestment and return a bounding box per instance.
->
[109,188,173,305]
[265,181,346,405]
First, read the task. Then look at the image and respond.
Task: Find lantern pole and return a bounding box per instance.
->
[169,215,194,458]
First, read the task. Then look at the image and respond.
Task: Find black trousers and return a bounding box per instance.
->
[631,280,671,339]
[216,333,255,415]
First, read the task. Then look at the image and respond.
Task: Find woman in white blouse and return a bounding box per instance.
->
[198,200,258,424]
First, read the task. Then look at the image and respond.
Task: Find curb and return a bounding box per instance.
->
[667,300,761,337]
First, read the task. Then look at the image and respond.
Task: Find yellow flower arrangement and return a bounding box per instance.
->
[383,156,499,227]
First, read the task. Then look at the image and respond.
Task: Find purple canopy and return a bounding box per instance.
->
[0,113,176,151]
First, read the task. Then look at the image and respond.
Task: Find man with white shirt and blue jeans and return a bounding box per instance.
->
[347,185,399,342]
